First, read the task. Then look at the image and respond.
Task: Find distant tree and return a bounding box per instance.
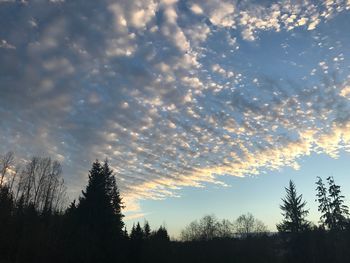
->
[144,221,151,238]
[199,215,220,240]
[123,227,129,240]
[277,180,310,233]
[152,226,170,241]
[217,219,234,238]
[129,222,145,263]
[181,215,220,241]
[181,215,236,241]
[235,213,268,237]
[180,220,201,241]
[316,176,349,230]
[131,222,144,241]
[0,151,14,187]
[145,226,171,263]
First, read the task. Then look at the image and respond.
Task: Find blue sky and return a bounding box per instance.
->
[132,151,350,237]
[1,0,350,237]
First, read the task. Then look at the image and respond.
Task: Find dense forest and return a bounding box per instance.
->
[1,151,350,263]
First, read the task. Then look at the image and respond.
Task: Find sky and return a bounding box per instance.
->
[1,0,350,237]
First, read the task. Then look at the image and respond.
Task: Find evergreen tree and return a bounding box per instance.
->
[277,180,310,233]
[153,226,170,241]
[144,220,151,238]
[328,176,349,230]
[131,222,144,241]
[65,200,76,215]
[77,160,124,231]
[123,227,129,240]
[129,222,145,263]
[74,160,125,262]
[316,176,332,229]
[316,176,349,230]
[102,159,125,234]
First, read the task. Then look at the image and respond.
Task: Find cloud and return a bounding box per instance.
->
[1,0,350,215]
[124,212,148,221]
[0,39,15,49]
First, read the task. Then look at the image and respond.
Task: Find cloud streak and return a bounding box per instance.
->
[1,0,350,217]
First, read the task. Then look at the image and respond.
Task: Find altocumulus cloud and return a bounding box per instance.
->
[1,0,350,218]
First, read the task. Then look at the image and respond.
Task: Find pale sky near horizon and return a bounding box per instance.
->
[1,0,350,237]
[127,151,350,238]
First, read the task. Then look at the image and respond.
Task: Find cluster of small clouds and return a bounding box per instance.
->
[1,0,350,219]
[188,0,350,41]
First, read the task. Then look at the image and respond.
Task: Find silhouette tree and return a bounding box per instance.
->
[131,222,144,241]
[277,180,310,233]
[74,160,125,262]
[316,176,349,230]
[181,214,267,241]
[6,150,350,263]
[316,177,332,228]
[152,226,170,241]
[328,176,349,230]
[144,220,151,238]
[11,156,67,212]
[217,219,234,238]
[129,222,145,263]
[102,159,125,232]
[0,153,68,263]
[0,151,14,187]
[235,213,267,237]
[0,185,14,258]
[181,215,220,241]
[123,227,129,240]
[148,226,171,263]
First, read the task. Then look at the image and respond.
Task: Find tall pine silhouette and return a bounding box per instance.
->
[277,180,310,233]
[74,160,125,262]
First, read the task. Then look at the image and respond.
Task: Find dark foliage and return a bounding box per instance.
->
[316,176,349,230]
[1,153,350,263]
[277,180,310,233]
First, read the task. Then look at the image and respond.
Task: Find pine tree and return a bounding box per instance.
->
[129,222,144,262]
[77,160,124,231]
[131,222,144,241]
[144,221,151,238]
[102,159,125,234]
[277,180,310,233]
[153,226,170,241]
[75,160,125,262]
[123,227,129,240]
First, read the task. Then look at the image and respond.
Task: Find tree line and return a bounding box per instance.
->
[0,152,170,263]
[180,213,267,241]
[1,151,350,263]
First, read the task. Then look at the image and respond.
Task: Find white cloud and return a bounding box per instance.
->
[1,0,350,216]
[0,39,15,49]
[190,4,203,15]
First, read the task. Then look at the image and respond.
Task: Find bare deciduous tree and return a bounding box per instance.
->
[0,151,15,187]
[11,156,67,213]
[234,213,268,238]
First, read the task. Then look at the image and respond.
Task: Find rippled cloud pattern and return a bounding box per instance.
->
[1,0,350,216]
